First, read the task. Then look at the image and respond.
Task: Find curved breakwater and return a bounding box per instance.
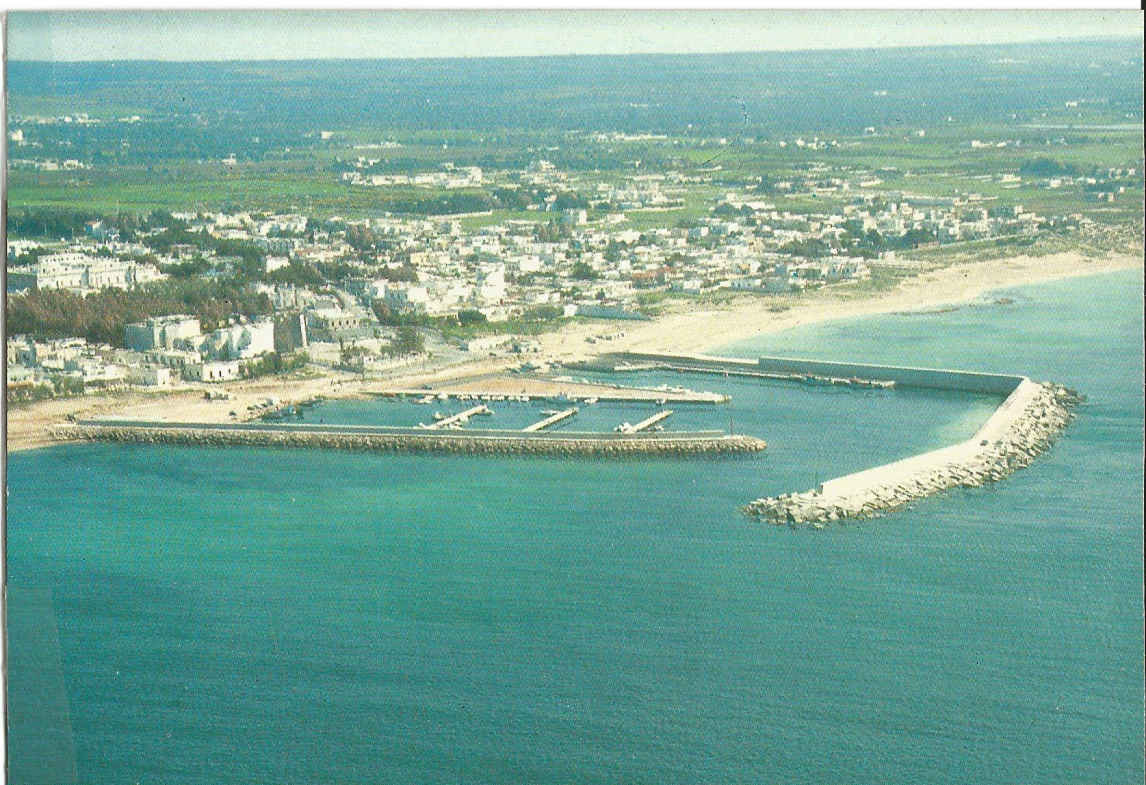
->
[51,422,767,457]
[744,380,1083,527]
[589,352,1085,526]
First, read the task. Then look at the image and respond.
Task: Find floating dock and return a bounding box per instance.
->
[522,408,578,432]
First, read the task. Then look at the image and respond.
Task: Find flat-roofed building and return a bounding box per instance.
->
[125,315,202,352]
[9,253,166,293]
[199,319,275,361]
[185,360,241,383]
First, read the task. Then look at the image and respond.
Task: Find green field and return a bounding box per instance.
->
[6,117,1143,226]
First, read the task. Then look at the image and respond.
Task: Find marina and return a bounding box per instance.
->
[45,349,1082,517]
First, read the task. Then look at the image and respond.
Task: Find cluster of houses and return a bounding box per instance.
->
[6,314,277,398]
[124,314,276,383]
[341,163,484,190]
[10,154,1121,402]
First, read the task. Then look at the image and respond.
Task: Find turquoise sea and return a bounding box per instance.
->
[6,268,1143,784]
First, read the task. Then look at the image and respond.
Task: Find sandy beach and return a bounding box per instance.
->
[533,250,1144,359]
[6,250,1141,453]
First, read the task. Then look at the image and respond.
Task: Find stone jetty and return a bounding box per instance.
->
[744,380,1083,527]
[52,422,766,458]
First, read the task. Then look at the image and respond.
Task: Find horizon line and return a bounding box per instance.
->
[8,33,1143,65]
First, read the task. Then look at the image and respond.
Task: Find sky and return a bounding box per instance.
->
[5,9,1143,62]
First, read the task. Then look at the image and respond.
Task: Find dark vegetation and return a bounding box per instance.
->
[243,351,308,378]
[6,280,271,344]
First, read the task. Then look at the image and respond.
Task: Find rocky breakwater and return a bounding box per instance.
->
[51,423,766,458]
[744,381,1083,527]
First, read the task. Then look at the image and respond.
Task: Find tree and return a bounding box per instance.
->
[1019,158,1079,178]
[457,309,487,326]
[570,261,598,280]
[387,327,425,357]
[779,238,830,258]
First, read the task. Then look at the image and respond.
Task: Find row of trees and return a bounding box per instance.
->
[6,208,182,241]
[141,226,268,281]
[5,279,272,344]
[773,225,939,260]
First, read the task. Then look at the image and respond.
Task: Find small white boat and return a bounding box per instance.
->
[432,411,446,421]
[584,397,599,404]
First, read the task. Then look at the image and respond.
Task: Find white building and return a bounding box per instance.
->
[199,319,275,360]
[561,209,588,226]
[125,315,202,352]
[8,253,166,292]
[185,361,241,383]
[128,366,173,387]
[475,264,506,304]
[382,284,430,312]
[265,256,290,274]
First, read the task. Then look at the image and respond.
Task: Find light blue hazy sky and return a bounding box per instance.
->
[6,10,1143,62]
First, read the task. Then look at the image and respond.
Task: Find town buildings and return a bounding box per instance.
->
[7,253,165,293]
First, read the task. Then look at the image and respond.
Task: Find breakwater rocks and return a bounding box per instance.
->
[52,424,766,458]
[744,381,1083,527]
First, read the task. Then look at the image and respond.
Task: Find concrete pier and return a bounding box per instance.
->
[375,386,724,404]
[593,352,1024,394]
[422,405,490,429]
[619,410,673,433]
[522,408,578,432]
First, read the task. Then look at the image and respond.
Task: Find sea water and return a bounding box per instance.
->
[6,269,1142,784]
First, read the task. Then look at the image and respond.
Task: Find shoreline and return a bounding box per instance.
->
[6,250,1141,454]
[581,250,1143,358]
